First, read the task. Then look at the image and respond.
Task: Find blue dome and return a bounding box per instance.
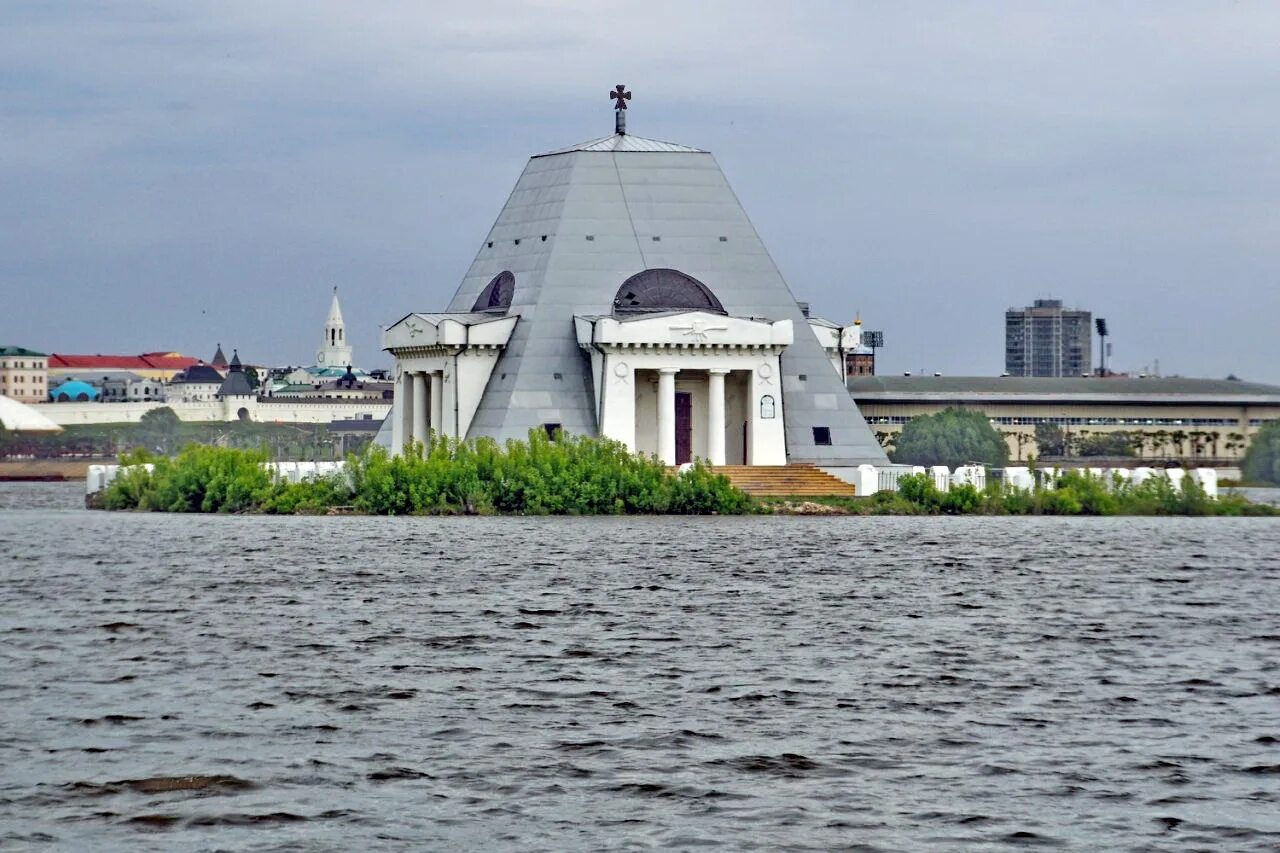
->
[49,380,100,402]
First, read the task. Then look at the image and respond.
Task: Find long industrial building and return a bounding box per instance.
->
[848,375,1280,463]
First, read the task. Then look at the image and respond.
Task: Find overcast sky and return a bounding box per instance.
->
[3,1,1278,380]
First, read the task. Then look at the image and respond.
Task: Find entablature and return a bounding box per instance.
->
[574,311,792,352]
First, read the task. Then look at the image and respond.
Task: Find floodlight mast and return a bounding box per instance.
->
[1095,317,1109,376]
[864,330,884,376]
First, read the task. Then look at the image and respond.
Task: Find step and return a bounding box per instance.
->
[711,464,857,498]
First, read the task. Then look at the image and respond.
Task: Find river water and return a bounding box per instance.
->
[2,482,1278,851]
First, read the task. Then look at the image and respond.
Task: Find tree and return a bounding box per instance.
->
[1242,422,1280,485]
[1034,422,1068,457]
[244,366,262,391]
[137,406,182,454]
[1152,430,1170,459]
[1076,431,1134,457]
[890,407,1009,468]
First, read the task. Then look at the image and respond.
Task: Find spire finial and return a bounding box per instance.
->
[610,84,631,135]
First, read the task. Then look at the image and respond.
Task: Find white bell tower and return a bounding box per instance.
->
[316,287,354,368]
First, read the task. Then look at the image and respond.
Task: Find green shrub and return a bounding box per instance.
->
[669,461,753,515]
[261,475,354,515]
[896,472,944,509]
[940,483,981,514]
[102,432,754,516]
[1052,470,1118,515]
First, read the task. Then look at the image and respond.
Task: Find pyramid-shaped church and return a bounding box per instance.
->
[381,90,888,468]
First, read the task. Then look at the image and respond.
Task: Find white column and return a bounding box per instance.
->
[391,368,405,452]
[707,369,728,466]
[396,368,414,454]
[412,372,428,446]
[430,371,444,438]
[657,368,678,465]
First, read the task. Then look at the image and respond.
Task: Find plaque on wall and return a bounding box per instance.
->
[760,395,776,419]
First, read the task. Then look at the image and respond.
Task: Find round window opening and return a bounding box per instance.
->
[612,268,726,315]
[472,271,515,313]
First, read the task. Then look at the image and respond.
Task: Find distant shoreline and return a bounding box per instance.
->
[0,460,101,481]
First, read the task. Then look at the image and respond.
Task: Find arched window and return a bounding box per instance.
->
[612,268,726,315]
[471,271,515,313]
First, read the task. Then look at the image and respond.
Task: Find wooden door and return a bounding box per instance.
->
[675,392,693,464]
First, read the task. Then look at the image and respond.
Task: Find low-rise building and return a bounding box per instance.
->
[48,379,101,403]
[0,346,49,404]
[270,366,392,402]
[166,364,224,402]
[100,372,167,402]
[848,375,1280,463]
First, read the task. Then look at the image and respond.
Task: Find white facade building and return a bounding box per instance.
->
[379,108,887,467]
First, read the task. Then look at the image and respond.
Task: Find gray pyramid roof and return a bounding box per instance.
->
[536,133,707,157]
[218,351,253,397]
[436,132,887,466]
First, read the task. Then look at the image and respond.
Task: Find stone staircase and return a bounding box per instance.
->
[713,464,857,497]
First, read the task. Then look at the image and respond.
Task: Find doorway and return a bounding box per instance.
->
[675,392,693,464]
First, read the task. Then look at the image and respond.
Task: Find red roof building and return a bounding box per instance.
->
[47,352,205,380]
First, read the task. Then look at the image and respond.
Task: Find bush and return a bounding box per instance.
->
[101,431,754,516]
[873,466,1276,517]
[896,472,944,509]
[940,483,981,514]
[102,445,274,513]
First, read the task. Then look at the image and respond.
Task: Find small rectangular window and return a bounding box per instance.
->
[812,427,832,446]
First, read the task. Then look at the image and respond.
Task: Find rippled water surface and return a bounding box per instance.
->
[2,482,1279,851]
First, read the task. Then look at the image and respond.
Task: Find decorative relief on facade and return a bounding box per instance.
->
[669,318,729,341]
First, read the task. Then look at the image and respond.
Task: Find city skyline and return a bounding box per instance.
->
[4,3,1279,382]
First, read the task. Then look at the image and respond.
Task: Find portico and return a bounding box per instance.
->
[575,311,793,465]
[382,313,517,451]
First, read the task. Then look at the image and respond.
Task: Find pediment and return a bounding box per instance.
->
[383,313,518,351]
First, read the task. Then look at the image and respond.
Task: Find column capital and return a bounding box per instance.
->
[707,368,731,376]
[658,367,680,375]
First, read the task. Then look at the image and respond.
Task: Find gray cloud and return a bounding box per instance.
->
[2,1,1277,380]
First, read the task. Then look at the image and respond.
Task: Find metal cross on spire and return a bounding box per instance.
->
[610,84,631,135]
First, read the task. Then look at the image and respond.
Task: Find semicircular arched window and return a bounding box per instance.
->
[471,271,515,313]
[612,268,726,315]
